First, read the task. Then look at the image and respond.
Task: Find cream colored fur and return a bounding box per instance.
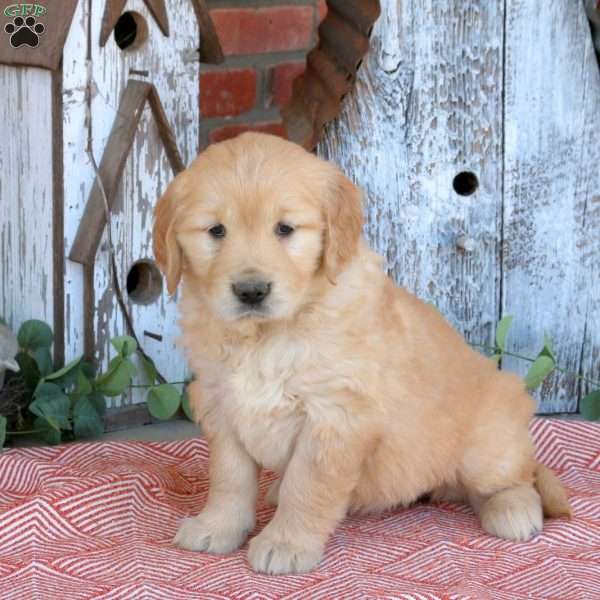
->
[155,133,571,575]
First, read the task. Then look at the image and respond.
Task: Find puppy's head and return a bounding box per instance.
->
[153,133,363,322]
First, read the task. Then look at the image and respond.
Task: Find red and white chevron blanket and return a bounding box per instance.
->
[0,418,599,599]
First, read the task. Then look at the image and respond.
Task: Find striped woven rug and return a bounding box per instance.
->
[0,418,598,599]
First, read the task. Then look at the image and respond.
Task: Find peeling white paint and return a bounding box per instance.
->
[0,67,54,331]
[319,0,600,413]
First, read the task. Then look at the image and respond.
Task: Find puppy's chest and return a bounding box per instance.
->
[224,340,311,471]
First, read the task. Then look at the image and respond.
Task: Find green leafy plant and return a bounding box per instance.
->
[3,313,598,448]
[473,316,600,420]
[0,318,194,448]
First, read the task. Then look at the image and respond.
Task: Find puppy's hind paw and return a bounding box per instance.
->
[479,485,543,542]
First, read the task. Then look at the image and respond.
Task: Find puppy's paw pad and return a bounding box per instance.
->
[248,530,322,574]
[174,515,250,554]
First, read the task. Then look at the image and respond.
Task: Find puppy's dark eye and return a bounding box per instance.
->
[208,224,226,238]
[275,222,294,237]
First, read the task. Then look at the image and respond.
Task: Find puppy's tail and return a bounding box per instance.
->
[534,462,572,518]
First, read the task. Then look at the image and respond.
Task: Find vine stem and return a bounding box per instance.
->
[470,343,600,388]
[6,429,44,436]
[129,381,188,389]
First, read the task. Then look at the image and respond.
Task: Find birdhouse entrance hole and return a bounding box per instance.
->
[126,260,162,304]
[114,11,148,51]
[452,171,479,196]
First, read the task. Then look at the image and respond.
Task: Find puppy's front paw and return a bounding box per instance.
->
[248,526,323,574]
[174,512,252,554]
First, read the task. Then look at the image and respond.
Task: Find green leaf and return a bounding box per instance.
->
[140,355,158,385]
[495,316,514,352]
[80,362,96,379]
[32,347,53,377]
[147,384,181,420]
[580,390,600,421]
[33,417,62,445]
[89,391,107,417]
[0,415,6,447]
[29,383,71,430]
[76,368,93,395]
[539,334,555,361]
[95,357,134,397]
[181,389,194,422]
[17,319,53,351]
[15,351,40,390]
[124,359,137,378]
[73,397,104,439]
[525,356,555,391]
[111,335,138,357]
[46,355,82,382]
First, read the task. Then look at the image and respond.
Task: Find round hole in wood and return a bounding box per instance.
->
[114,11,148,51]
[453,171,479,196]
[126,259,162,304]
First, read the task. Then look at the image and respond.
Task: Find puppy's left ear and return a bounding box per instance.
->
[322,170,364,281]
[153,176,186,295]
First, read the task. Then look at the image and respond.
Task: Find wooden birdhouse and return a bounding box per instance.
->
[0,0,222,419]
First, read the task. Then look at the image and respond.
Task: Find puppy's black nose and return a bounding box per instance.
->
[232,280,272,305]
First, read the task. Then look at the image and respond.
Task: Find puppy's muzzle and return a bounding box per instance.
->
[231,279,272,306]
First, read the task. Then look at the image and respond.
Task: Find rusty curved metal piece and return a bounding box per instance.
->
[282,0,381,150]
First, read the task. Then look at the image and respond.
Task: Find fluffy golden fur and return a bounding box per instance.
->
[153,133,571,574]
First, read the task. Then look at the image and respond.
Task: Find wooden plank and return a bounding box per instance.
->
[0,66,54,332]
[92,104,189,408]
[69,79,152,265]
[147,85,185,174]
[319,0,504,348]
[0,0,78,70]
[82,0,200,407]
[580,0,600,405]
[62,0,91,363]
[502,0,600,412]
[69,79,183,266]
[51,66,65,367]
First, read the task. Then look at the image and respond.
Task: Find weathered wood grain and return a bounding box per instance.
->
[0,67,54,332]
[62,0,200,407]
[319,0,504,348]
[93,104,188,406]
[502,0,600,412]
[52,67,65,368]
[69,79,152,266]
[62,0,91,364]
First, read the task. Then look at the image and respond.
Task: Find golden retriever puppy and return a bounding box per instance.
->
[153,132,571,575]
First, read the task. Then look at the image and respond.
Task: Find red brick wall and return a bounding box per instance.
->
[200,0,327,148]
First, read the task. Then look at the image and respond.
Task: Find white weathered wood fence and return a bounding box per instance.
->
[320,0,600,413]
[1,0,598,415]
[1,0,200,413]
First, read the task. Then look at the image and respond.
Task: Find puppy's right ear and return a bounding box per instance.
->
[153,177,184,295]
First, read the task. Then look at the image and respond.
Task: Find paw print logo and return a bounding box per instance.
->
[5,16,45,48]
